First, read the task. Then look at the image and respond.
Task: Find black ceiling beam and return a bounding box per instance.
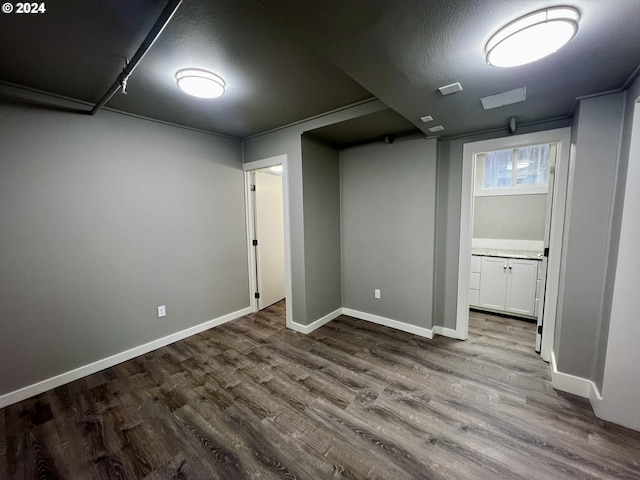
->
[89,0,183,115]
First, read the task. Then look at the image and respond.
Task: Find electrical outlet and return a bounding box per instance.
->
[158,305,166,317]
[374,289,381,299]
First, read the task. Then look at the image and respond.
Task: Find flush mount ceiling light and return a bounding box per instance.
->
[485,6,579,68]
[175,69,226,98]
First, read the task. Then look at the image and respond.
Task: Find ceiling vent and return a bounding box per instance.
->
[428,125,445,132]
[480,87,527,110]
[438,82,463,96]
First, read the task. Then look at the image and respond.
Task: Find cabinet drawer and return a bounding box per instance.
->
[470,272,480,290]
[469,289,480,306]
[470,256,481,273]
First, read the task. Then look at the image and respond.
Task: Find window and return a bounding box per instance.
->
[477,143,554,195]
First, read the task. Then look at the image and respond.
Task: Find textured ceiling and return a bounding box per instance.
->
[0,0,372,138]
[258,0,640,138]
[1,0,639,141]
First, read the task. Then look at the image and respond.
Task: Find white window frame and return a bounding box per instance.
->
[475,143,557,196]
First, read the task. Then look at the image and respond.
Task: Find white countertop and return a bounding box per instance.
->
[472,248,544,261]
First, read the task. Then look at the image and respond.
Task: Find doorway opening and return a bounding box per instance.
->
[456,128,571,361]
[243,155,292,326]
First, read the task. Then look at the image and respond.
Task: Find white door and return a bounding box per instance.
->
[253,170,286,309]
[506,259,538,316]
[536,145,557,351]
[479,257,508,310]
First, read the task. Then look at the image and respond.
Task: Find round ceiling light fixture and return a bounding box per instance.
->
[485,6,580,68]
[175,69,226,98]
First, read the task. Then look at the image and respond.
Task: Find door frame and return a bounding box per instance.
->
[456,128,571,361]
[243,155,292,327]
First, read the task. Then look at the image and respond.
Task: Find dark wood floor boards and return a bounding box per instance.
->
[3,301,640,479]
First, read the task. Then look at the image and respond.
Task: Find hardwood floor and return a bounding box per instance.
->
[2,302,640,479]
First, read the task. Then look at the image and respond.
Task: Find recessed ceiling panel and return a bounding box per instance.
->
[481,87,527,110]
[306,108,419,148]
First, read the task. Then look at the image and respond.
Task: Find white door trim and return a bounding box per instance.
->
[243,155,292,329]
[457,128,571,359]
[244,171,259,312]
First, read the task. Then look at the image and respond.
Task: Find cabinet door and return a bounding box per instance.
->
[479,257,508,310]
[506,259,537,316]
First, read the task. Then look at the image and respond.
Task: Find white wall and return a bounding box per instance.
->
[598,102,640,430]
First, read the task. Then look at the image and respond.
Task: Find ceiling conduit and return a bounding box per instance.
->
[90,0,183,115]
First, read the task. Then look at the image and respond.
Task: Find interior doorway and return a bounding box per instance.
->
[456,128,571,362]
[250,167,285,309]
[243,155,292,324]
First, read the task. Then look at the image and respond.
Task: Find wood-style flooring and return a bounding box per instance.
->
[2,302,640,479]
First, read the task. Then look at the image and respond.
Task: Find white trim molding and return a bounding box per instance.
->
[0,307,252,409]
[342,308,433,339]
[289,308,343,334]
[549,351,603,405]
[243,154,293,331]
[242,154,287,172]
[433,326,465,340]
[288,307,462,340]
[589,381,604,418]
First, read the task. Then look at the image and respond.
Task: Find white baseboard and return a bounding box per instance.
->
[288,307,436,341]
[288,308,342,334]
[0,306,252,409]
[433,325,465,340]
[549,350,600,399]
[589,381,604,417]
[342,308,433,339]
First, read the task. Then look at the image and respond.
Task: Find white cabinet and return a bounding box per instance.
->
[469,256,481,306]
[479,257,509,310]
[535,260,546,317]
[474,256,538,317]
[505,258,538,316]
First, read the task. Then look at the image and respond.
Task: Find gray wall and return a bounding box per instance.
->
[433,118,572,329]
[341,136,437,329]
[554,92,626,382]
[0,89,249,396]
[598,81,640,430]
[596,76,640,389]
[243,99,388,326]
[301,135,342,320]
[473,194,547,240]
